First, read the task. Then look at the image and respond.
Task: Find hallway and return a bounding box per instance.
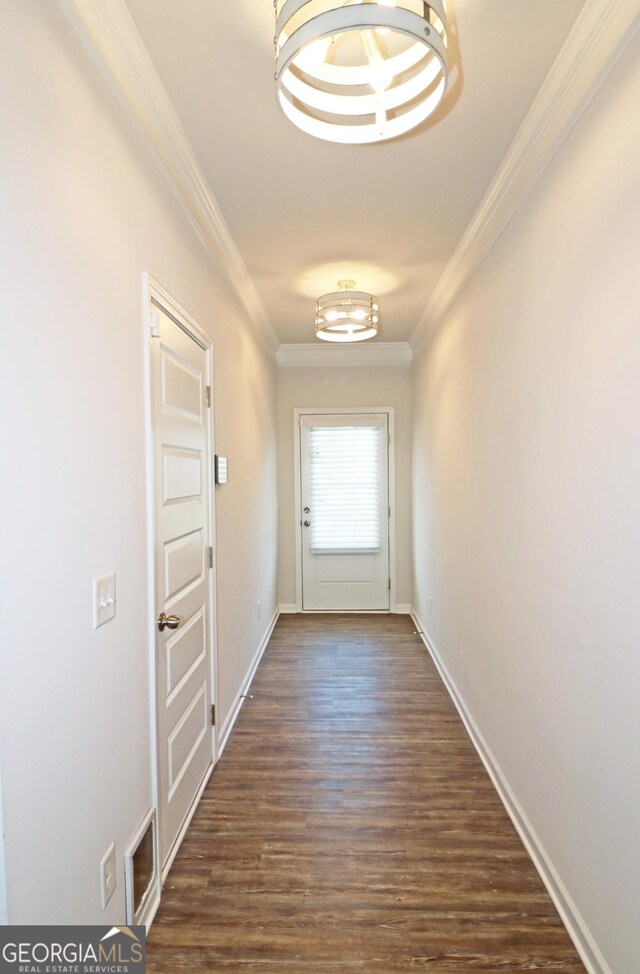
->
[2,2,639,965]
[147,615,585,972]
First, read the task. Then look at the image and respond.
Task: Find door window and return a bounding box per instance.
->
[308,424,381,553]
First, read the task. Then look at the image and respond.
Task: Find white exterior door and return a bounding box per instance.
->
[300,413,390,611]
[151,305,215,868]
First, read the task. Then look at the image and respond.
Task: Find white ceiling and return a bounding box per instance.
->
[125,0,585,344]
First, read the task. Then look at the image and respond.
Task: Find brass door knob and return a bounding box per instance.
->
[158,612,181,632]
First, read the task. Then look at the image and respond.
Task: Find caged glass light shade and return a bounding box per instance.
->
[315,280,379,342]
[274,0,449,145]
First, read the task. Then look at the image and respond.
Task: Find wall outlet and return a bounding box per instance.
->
[257,601,262,620]
[100,843,116,909]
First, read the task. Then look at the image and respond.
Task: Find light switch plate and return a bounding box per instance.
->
[93,572,116,629]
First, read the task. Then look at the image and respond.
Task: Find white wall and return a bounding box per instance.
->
[0,1,277,924]
[277,364,412,608]
[412,34,640,974]
[0,766,6,925]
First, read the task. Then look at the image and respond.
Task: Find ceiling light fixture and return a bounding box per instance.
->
[274,0,449,144]
[315,280,379,342]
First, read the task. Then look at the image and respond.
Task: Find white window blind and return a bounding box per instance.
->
[308,425,381,552]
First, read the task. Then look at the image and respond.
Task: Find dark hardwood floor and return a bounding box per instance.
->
[147,614,585,972]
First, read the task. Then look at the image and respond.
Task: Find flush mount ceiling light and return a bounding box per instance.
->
[315,280,379,342]
[274,0,449,144]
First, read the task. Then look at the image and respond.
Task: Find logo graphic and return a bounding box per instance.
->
[101,926,141,943]
[0,924,146,973]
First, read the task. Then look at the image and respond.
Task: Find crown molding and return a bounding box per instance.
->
[411,0,640,354]
[56,0,279,355]
[277,342,412,367]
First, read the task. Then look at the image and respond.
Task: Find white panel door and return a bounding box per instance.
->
[300,413,390,610]
[151,306,214,867]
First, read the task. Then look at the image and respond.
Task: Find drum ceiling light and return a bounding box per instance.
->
[275,0,449,144]
[315,280,379,342]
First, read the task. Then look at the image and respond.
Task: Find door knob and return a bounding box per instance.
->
[303,520,311,527]
[304,507,310,514]
[158,612,181,632]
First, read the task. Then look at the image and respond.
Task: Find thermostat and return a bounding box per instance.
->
[215,455,228,484]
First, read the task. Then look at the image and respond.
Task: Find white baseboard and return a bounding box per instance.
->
[143,887,161,934]
[280,606,404,615]
[410,609,612,974]
[280,604,413,615]
[217,608,280,756]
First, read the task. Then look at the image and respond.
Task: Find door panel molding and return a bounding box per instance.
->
[293,406,397,613]
[144,273,219,904]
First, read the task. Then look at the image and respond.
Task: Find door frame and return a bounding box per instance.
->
[143,273,219,891]
[293,406,397,613]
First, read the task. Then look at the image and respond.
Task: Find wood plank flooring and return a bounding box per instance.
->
[147,614,585,972]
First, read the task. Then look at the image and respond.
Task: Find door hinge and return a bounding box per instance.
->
[387,433,391,446]
[388,578,391,591]
[208,546,214,569]
[150,312,160,338]
[206,386,212,408]
[388,506,391,519]
[211,704,216,726]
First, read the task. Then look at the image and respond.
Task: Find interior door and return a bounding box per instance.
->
[151,305,214,868]
[300,413,390,610]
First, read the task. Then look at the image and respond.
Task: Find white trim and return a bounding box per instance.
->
[410,609,613,974]
[293,609,390,615]
[394,603,411,615]
[278,604,298,615]
[217,609,280,757]
[277,342,412,368]
[141,887,161,934]
[293,407,397,612]
[410,0,640,352]
[55,0,278,355]
[161,762,214,882]
[141,275,162,925]
[124,808,158,929]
